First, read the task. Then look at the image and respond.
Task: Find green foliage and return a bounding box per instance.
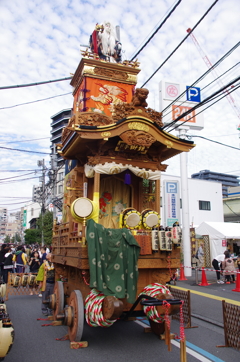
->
[37,211,53,246]
[3,235,11,243]
[24,229,41,245]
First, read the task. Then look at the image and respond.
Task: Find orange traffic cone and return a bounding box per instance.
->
[199,267,210,286]
[178,264,187,281]
[232,271,240,292]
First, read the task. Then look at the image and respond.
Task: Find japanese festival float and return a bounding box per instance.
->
[0,282,14,360]
[49,21,195,348]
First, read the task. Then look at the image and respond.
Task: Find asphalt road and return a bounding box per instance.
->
[2,271,240,362]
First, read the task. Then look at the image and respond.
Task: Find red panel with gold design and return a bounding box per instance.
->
[74,77,135,116]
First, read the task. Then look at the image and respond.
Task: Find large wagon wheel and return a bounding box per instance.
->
[52,281,64,320]
[67,290,84,342]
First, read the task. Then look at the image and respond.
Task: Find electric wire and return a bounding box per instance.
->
[161,41,240,124]
[190,135,240,151]
[0,176,40,185]
[141,0,219,87]
[0,170,40,172]
[0,92,72,110]
[0,77,72,90]
[0,172,37,181]
[0,146,50,155]
[0,137,49,145]
[166,77,240,132]
[130,0,182,61]
[172,80,240,129]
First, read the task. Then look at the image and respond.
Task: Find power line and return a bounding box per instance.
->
[0,92,72,110]
[162,73,240,132]
[0,137,49,145]
[0,176,40,185]
[0,200,34,206]
[160,41,240,120]
[0,170,40,172]
[0,172,36,181]
[0,196,32,199]
[0,77,72,90]
[130,0,182,61]
[0,146,50,155]
[141,0,219,88]
[190,135,240,151]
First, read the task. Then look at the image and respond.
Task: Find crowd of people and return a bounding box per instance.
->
[0,243,55,315]
[0,243,51,285]
[212,250,240,284]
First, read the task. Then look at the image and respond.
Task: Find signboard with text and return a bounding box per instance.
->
[159,80,204,130]
[163,181,181,227]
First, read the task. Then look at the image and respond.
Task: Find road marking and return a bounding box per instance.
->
[135,320,224,362]
[170,285,240,306]
[171,340,225,362]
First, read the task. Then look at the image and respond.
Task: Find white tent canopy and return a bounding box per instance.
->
[196,222,240,259]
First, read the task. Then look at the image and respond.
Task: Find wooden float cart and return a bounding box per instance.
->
[49,54,195,344]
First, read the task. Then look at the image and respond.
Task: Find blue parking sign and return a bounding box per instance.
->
[186,86,201,102]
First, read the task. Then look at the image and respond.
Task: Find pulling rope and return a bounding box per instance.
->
[139,283,185,341]
[84,289,117,327]
[139,283,173,323]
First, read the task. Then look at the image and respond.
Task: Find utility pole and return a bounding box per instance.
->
[37,159,47,246]
[179,126,192,277]
[49,145,58,221]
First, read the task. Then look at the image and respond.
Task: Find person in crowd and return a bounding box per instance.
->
[212,252,225,284]
[25,245,31,262]
[40,247,47,265]
[0,244,7,280]
[237,254,240,272]
[222,252,236,283]
[197,243,204,268]
[2,247,13,284]
[28,251,41,295]
[12,245,27,273]
[29,251,41,273]
[36,253,55,315]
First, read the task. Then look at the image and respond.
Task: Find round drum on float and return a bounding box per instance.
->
[122,208,141,229]
[141,209,160,229]
[71,197,94,222]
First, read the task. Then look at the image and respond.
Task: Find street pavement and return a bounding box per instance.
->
[2,268,240,362]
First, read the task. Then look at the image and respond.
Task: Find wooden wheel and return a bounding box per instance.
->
[53,281,64,320]
[68,290,84,342]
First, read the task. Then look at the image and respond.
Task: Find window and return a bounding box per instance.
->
[58,172,64,181]
[199,200,211,210]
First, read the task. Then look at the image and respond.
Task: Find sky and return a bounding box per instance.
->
[0,0,240,214]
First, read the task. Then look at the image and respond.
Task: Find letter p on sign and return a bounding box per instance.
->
[186,86,201,102]
[166,182,177,193]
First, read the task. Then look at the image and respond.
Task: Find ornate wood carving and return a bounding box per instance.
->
[76,112,114,126]
[112,103,163,126]
[94,66,128,81]
[120,130,156,147]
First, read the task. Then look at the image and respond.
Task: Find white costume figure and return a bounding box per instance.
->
[90,21,122,63]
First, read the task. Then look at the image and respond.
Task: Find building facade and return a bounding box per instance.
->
[223,186,240,222]
[191,170,239,198]
[161,173,224,228]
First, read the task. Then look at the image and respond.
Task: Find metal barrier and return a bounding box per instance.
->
[169,287,196,329]
[5,273,39,301]
[221,300,240,350]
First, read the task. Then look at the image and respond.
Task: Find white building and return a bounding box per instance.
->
[160,174,224,228]
[23,201,41,229]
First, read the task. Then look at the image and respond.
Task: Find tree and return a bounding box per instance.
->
[37,211,53,246]
[3,235,11,243]
[24,229,41,245]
